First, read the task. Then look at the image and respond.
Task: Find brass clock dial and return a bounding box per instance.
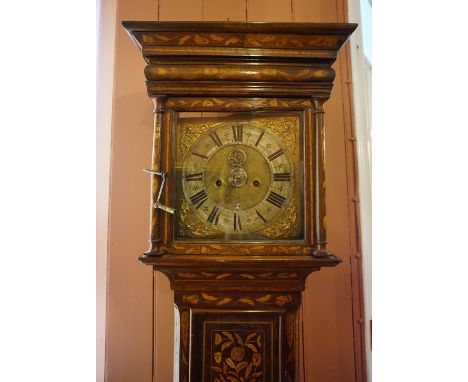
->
[181,120,294,235]
[175,114,303,241]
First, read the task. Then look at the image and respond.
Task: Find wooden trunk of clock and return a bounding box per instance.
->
[123,21,356,382]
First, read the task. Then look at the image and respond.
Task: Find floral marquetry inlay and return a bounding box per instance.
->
[182,292,295,308]
[145,65,334,83]
[166,97,312,110]
[244,33,344,49]
[133,30,347,50]
[212,331,264,382]
[138,32,243,47]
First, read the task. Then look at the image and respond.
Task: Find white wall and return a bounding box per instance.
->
[97,0,118,380]
[348,0,372,379]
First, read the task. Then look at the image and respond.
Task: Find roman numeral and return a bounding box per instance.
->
[209,131,223,147]
[191,151,208,160]
[207,205,221,225]
[273,172,291,182]
[255,130,265,146]
[268,149,284,161]
[233,212,242,231]
[256,210,267,223]
[185,172,203,181]
[232,124,243,142]
[266,191,286,208]
[190,190,208,209]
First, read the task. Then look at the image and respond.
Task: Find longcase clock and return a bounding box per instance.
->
[123,21,356,382]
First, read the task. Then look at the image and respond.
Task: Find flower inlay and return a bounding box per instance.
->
[211,331,264,382]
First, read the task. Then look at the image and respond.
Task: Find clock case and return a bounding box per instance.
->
[123,21,356,382]
[123,21,356,258]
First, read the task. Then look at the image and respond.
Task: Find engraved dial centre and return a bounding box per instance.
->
[228,148,247,167]
[227,167,248,188]
[204,144,270,212]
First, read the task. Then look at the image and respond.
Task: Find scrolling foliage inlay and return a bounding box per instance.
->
[136,31,345,50]
[139,32,242,47]
[182,292,294,308]
[166,97,312,110]
[244,34,343,50]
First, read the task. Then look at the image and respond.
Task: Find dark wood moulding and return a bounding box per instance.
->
[123,21,356,98]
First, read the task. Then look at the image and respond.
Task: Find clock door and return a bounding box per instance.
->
[173,112,305,243]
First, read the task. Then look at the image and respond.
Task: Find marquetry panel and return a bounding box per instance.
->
[135,31,244,47]
[192,312,281,382]
[165,97,312,111]
[133,31,347,51]
[179,291,299,309]
[244,34,347,50]
[144,64,335,83]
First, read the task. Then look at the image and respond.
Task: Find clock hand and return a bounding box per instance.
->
[219,181,234,206]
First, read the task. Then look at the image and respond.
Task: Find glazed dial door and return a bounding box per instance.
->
[175,114,304,241]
